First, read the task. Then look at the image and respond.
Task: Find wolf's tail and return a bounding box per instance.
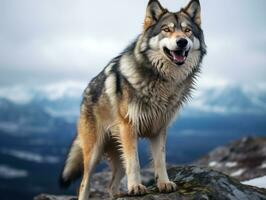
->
[59,137,83,188]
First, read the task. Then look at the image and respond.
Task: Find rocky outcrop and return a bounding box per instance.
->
[196,137,266,181]
[34,166,266,200]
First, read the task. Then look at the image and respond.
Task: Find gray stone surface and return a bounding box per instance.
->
[34,166,266,200]
[196,136,266,181]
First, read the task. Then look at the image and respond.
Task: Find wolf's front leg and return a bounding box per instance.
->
[149,130,177,193]
[119,120,147,196]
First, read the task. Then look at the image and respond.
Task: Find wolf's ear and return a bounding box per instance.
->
[184,0,201,26]
[144,0,165,30]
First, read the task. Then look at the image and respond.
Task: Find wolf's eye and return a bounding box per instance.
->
[162,27,171,33]
[185,28,192,34]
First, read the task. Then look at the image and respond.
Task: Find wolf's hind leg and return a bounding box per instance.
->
[149,130,177,193]
[78,115,102,200]
[105,140,125,197]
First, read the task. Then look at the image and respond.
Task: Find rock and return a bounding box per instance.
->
[196,136,266,181]
[89,169,154,198]
[34,194,76,200]
[34,166,266,200]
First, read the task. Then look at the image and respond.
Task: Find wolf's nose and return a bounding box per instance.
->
[176,38,188,48]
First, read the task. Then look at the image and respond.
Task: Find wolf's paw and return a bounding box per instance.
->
[157,181,177,193]
[128,184,148,196]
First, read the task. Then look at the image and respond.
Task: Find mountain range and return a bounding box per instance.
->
[1,81,266,120]
[0,81,265,200]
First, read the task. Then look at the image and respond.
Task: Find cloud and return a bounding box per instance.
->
[0,0,265,86]
[202,34,266,84]
[1,35,124,70]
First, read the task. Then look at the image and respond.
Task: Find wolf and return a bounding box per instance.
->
[59,0,206,199]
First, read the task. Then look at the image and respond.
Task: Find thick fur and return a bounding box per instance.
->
[59,137,83,188]
[60,0,206,199]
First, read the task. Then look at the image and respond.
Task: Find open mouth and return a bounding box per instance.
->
[163,47,189,66]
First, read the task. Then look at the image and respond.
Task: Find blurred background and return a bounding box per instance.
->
[0,0,266,199]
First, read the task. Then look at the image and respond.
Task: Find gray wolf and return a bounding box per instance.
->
[60,0,206,199]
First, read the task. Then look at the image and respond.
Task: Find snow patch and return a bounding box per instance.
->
[209,161,220,167]
[0,122,20,133]
[230,169,245,177]
[260,162,266,169]
[242,176,266,188]
[1,149,59,164]
[225,162,238,168]
[0,165,28,179]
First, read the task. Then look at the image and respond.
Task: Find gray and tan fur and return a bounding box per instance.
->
[59,0,206,199]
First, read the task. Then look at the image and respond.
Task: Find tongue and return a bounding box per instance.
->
[170,51,186,63]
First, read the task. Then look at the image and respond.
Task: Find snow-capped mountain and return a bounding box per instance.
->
[2,81,265,122]
[0,81,85,122]
[185,84,266,116]
[0,97,75,136]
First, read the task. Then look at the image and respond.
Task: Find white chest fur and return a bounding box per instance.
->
[126,81,184,136]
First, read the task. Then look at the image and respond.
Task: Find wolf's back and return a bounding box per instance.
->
[59,137,83,188]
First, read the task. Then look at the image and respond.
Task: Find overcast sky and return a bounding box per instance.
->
[0,0,266,87]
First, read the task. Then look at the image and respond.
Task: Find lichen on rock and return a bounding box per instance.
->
[34,166,266,200]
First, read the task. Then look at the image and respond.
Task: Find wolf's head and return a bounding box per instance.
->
[138,0,206,80]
